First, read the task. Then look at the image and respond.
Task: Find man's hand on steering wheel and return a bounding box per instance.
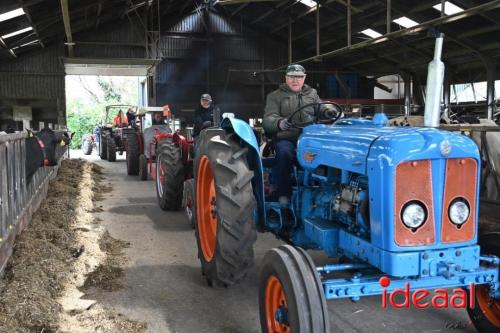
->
[286,101,343,129]
[278,118,292,131]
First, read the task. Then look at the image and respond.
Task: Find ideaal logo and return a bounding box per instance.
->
[379,276,475,309]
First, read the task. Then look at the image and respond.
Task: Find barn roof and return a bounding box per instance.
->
[0,0,499,82]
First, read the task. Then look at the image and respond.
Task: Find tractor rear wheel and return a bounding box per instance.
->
[259,245,330,333]
[194,129,257,286]
[82,136,93,155]
[126,134,140,175]
[467,232,500,333]
[156,139,183,210]
[99,134,107,160]
[138,154,148,180]
[183,179,195,228]
[107,137,116,162]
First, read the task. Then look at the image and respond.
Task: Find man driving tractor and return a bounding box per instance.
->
[152,112,165,125]
[113,110,128,128]
[263,64,322,223]
[193,93,216,139]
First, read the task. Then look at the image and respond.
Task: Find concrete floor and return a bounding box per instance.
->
[73,149,477,333]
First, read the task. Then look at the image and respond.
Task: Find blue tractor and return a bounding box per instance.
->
[192,43,500,333]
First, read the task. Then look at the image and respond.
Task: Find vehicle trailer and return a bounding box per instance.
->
[192,37,500,332]
[81,133,96,155]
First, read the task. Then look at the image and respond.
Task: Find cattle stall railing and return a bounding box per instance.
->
[0,131,68,273]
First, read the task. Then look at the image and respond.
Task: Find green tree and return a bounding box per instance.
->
[66,99,101,149]
[66,76,139,148]
[98,77,122,103]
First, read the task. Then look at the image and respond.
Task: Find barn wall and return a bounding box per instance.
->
[0,18,147,131]
[73,21,147,59]
[154,10,290,123]
[0,45,66,130]
[152,10,369,124]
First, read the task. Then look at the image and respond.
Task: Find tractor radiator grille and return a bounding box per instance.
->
[394,160,436,246]
[441,158,477,243]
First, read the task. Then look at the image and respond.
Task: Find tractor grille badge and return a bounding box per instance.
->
[440,139,452,157]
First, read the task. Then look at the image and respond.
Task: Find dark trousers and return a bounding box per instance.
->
[274,139,296,199]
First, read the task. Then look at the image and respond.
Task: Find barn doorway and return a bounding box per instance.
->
[63,57,157,149]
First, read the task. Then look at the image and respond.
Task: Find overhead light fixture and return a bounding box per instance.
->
[432,1,464,15]
[1,26,33,39]
[0,8,25,23]
[8,49,16,57]
[361,29,382,38]
[299,0,317,8]
[393,16,419,28]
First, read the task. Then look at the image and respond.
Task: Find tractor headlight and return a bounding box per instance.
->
[401,202,427,229]
[449,198,470,225]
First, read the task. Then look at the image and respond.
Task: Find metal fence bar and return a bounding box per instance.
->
[6,141,15,231]
[0,131,68,272]
[0,144,7,241]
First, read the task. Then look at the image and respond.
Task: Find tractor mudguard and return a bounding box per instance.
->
[221,117,266,229]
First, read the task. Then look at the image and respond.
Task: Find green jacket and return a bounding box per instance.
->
[263,83,320,140]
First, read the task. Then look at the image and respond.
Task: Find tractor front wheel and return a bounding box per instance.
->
[126,134,140,175]
[194,129,256,287]
[156,139,184,210]
[259,245,330,333]
[99,135,107,160]
[107,137,116,162]
[467,232,500,333]
[138,154,148,180]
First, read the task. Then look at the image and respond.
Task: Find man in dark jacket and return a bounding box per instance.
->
[263,64,321,221]
[193,93,215,138]
[126,108,136,126]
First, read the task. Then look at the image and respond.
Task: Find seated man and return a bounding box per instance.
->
[126,108,136,126]
[152,112,164,125]
[263,64,321,223]
[112,110,128,128]
[193,93,215,139]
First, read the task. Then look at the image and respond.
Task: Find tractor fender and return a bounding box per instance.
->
[221,117,266,229]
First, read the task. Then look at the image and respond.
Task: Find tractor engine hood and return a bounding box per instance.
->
[297,118,479,174]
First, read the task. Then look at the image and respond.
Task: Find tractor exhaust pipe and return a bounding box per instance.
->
[424,34,445,127]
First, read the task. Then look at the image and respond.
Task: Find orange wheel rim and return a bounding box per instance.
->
[196,156,217,262]
[265,276,290,332]
[477,285,500,328]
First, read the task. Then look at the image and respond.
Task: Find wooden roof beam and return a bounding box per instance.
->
[59,0,74,57]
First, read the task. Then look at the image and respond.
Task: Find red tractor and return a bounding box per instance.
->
[98,105,137,162]
[126,107,172,180]
[155,107,223,227]
[124,105,195,226]
[153,121,195,228]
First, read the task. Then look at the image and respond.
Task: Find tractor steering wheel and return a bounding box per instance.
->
[286,102,343,129]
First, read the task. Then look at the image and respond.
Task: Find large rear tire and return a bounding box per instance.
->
[81,136,93,155]
[107,137,116,162]
[126,133,140,175]
[259,245,330,333]
[467,232,500,333]
[156,139,184,210]
[194,129,257,286]
[138,154,148,180]
[99,134,107,160]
